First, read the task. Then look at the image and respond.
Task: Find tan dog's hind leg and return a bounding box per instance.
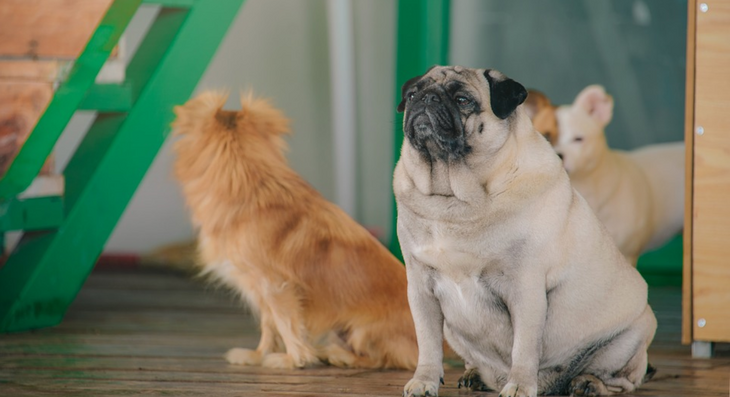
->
[377,333,418,370]
[314,332,358,367]
[259,282,320,369]
[346,320,418,370]
[320,344,359,367]
[315,324,416,369]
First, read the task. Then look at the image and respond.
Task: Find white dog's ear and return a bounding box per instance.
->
[573,85,613,127]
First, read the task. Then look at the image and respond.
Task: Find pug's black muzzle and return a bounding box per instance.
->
[404,88,470,161]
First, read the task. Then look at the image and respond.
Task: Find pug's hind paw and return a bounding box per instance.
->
[457,368,490,391]
[499,382,537,397]
[569,374,609,396]
[403,378,439,397]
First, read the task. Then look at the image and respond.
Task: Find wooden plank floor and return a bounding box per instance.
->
[1,267,729,396]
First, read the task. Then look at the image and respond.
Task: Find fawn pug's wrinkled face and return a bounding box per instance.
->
[398,66,528,165]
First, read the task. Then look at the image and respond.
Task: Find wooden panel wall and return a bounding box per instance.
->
[691,0,730,343]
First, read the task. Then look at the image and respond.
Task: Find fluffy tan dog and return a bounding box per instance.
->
[525,86,684,265]
[172,92,418,370]
[395,66,656,397]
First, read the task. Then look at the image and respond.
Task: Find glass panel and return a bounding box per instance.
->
[450,0,687,149]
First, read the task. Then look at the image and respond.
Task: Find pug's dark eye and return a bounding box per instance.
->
[455,96,472,106]
[574,137,584,142]
[407,92,415,101]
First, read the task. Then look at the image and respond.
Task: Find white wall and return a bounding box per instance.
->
[54,0,398,254]
[351,0,397,241]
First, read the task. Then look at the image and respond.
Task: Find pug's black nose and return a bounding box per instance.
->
[423,93,440,104]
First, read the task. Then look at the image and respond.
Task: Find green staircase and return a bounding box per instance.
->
[0,0,246,333]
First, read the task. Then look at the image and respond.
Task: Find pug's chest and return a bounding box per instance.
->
[407,221,500,271]
[408,231,521,280]
[411,242,482,274]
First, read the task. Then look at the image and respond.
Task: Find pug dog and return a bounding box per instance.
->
[393,66,656,397]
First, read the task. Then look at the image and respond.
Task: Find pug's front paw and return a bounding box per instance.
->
[499,381,537,397]
[403,378,439,397]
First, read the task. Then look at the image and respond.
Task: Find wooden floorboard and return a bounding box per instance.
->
[1,267,728,396]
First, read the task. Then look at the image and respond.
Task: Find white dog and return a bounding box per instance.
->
[526,86,684,265]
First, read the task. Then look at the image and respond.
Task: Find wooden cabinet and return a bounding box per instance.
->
[683,0,730,355]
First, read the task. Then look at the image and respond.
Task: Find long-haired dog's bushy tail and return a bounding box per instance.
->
[171,91,290,232]
[172,91,290,140]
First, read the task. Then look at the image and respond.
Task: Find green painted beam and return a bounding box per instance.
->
[143,0,195,7]
[79,83,134,112]
[0,0,140,200]
[63,114,128,212]
[126,7,189,101]
[0,0,246,333]
[389,0,451,260]
[0,197,64,232]
[79,6,194,113]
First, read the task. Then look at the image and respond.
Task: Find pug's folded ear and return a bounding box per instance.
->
[397,75,423,113]
[484,69,528,119]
